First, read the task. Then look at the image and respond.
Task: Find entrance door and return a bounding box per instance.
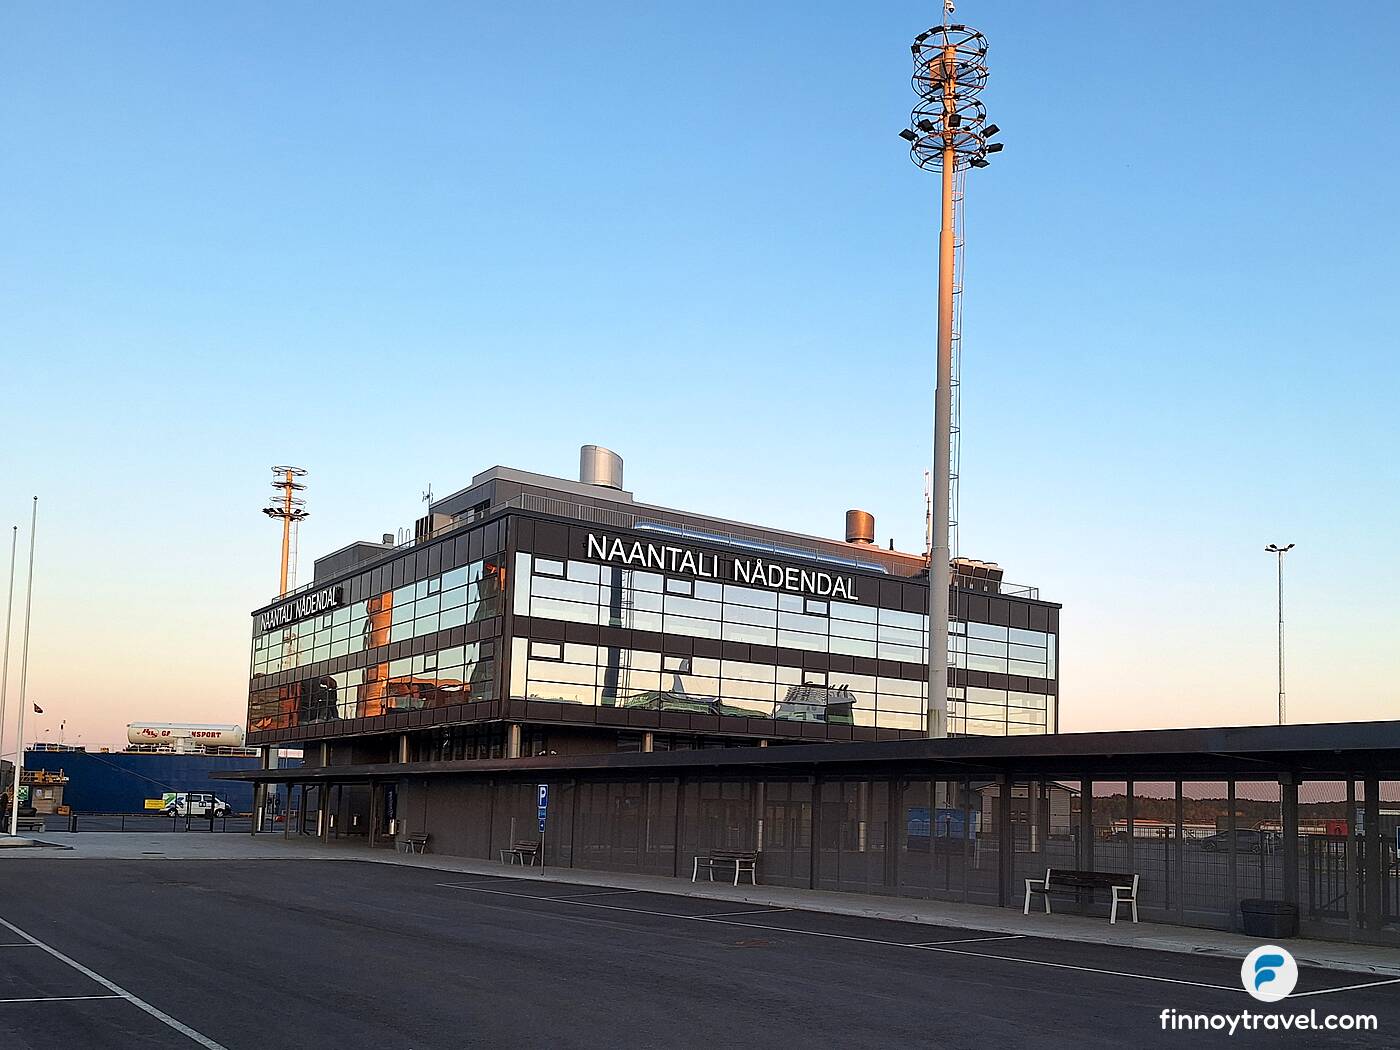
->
[336,784,372,839]
[372,782,398,848]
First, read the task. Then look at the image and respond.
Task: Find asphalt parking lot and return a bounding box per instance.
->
[0,860,1395,1049]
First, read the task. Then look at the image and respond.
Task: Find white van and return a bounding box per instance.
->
[163,792,233,818]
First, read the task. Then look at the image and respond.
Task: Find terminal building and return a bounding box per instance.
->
[232,449,1400,947]
[246,445,1060,766]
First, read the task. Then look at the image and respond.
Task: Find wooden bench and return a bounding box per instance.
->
[1024,867,1139,924]
[15,816,45,834]
[500,840,540,866]
[398,833,430,855]
[692,848,759,886]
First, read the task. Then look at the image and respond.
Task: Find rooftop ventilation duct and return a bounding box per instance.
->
[952,557,1004,594]
[580,445,624,490]
[845,509,876,545]
[415,513,452,543]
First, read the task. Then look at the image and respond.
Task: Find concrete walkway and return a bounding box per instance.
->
[9,831,1398,977]
[0,831,333,861]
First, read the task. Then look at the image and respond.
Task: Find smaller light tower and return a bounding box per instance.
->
[1265,543,1294,724]
[263,467,308,597]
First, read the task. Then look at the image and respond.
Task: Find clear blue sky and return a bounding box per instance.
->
[2,2,1397,747]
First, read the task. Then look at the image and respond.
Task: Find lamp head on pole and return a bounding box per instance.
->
[1265,543,1296,554]
[900,24,999,174]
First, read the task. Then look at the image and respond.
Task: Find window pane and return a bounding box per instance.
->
[722,621,775,645]
[830,635,876,658]
[967,622,1008,641]
[831,601,876,624]
[723,584,776,609]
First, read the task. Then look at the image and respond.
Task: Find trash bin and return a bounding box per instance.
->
[1240,898,1299,939]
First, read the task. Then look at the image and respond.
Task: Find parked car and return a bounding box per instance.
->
[163,792,232,818]
[1199,828,1277,853]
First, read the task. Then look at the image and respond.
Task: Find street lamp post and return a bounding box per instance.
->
[0,526,17,790]
[7,498,36,837]
[1265,543,1294,725]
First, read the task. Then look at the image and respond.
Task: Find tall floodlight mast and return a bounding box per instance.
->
[262,466,309,597]
[899,18,1002,737]
[1265,543,1295,725]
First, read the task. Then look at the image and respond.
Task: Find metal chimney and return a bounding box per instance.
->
[845,509,876,545]
[579,445,624,490]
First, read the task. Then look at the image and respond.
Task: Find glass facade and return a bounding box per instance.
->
[247,521,506,734]
[246,510,1059,743]
[250,560,502,676]
[248,638,498,732]
[510,548,1056,736]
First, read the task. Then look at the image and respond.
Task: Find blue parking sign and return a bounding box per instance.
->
[537,784,548,809]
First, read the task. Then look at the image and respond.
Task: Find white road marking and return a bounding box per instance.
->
[1289,976,1400,998]
[545,889,640,899]
[0,943,38,947]
[0,995,124,1004]
[436,882,1244,994]
[439,878,540,888]
[700,907,792,918]
[910,934,1026,946]
[0,915,230,1048]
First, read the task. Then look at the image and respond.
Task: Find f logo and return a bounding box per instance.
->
[1241,944,1298,1002]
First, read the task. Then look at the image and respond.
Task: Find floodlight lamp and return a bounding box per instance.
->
[986,142,1003,153]
[917,118,934,132]
[899,128,918,142]
[970,157,989,167]
[948,113,962,128]
[984,123,1000,137]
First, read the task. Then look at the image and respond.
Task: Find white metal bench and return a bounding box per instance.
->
[1024,867,1139,924]
[500,840,540,866]
[692,848,759,886]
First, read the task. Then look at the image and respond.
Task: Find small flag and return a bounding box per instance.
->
[32,703,43,714]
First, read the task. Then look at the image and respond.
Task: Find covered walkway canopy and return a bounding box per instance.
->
[218,720,1400,784]
[219,720,1400,947]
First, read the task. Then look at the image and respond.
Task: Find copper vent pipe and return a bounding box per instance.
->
[845,509,876,545]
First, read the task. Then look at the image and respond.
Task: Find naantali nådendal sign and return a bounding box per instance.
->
[259,585,344,632]
[586,533,859,601]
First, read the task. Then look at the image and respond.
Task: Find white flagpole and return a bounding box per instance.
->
[0,526,16,801]
[9,499,36,837]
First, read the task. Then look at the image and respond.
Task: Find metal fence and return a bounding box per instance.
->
[344,770,1400,945]
[34,811,255,834]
